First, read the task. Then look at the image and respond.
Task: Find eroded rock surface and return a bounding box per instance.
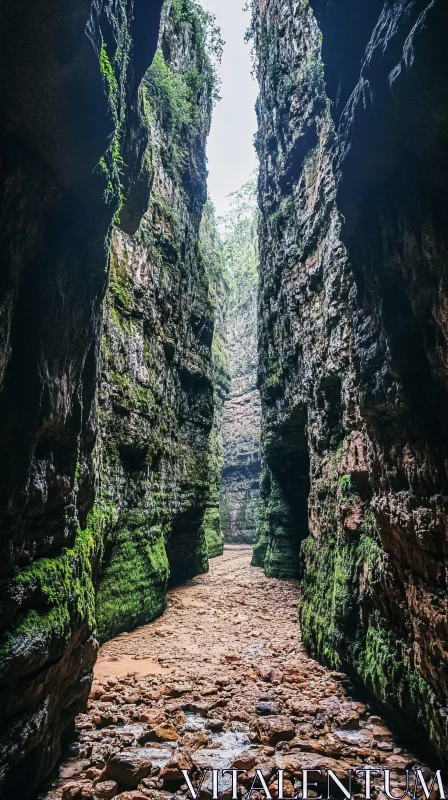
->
[41,549,430,800]
[251,0,448,762]
[0,0,163,793]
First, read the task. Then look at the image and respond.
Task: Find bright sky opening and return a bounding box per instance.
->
[200,0,259,218]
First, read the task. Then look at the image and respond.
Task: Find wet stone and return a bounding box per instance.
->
[255,702,280,716]
[45,549,429,800]
[104,751,152,789]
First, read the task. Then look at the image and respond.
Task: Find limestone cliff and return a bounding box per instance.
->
[219,183,262,545]
[252,0,448,762]
[91,0,220,644]
[0,0,163,793]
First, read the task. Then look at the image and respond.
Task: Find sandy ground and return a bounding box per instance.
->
[41,547,431,800]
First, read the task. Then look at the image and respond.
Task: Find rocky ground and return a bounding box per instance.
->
[40,547,432,800]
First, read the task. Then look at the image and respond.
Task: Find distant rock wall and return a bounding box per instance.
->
[221,285,262,545]
[252,0,448,762]
[220,187,262,545]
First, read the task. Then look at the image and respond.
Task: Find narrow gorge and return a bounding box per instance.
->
[0,1,227,793]
[0,0,447,797]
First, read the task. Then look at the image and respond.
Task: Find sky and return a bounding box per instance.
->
[200,0,259,219]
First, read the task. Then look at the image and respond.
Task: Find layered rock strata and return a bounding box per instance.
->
[0,0,163,794]
[252,0,448,762]
[219,186,262,545]
[91,4,223,641]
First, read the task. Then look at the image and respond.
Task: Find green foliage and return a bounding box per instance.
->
[96,0,132,221]
[219,176,260,301]
[171,0,224,79]
[338,473,352,496]
[144,0,222,178]
[305,52,326,102]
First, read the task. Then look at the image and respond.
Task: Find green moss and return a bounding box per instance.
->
[299,473,446,759]
[0,503,113,671]
[357,533,382,570]
[355,616,402,702]
[94,0,222,642]
[96,2,132,220]
[109,273,133,315]
[203,506,223,559]
[299,534,356,669]
[96,512,169,643]
[353,614,443,753]
[251,514,270,567]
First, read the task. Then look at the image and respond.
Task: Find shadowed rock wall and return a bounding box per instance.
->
[0,0,164,792]
[252,0,448,761]
[0,0,227,790]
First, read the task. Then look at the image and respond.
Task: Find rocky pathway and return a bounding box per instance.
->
[41,547,429,800]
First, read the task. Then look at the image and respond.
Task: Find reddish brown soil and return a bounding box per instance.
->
[41,547,430,800]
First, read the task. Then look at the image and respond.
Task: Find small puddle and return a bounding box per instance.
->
[129,746,174,768]
[182,714,258,798]
[335,729,365,744]
[184,712,256,769]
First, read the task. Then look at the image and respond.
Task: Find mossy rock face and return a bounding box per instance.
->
[199,199,232,560]
[0,0,164,791]
[96,513,169,643]
[251,513,270,567]
[203,507,224,559]
[253,0,448,765]
[95,0,225,639]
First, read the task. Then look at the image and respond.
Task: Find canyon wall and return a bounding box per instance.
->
[0,0,164,793]
[200,201,231,558]
[219,185,262,545]
[93,2,221,643]
[252,0,448,761]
